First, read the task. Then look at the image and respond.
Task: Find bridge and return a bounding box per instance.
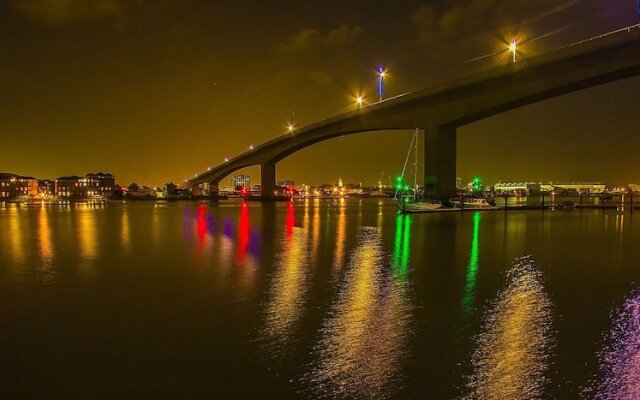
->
[186,28,640,200]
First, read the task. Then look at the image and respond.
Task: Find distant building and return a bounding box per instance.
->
[541,182,605,194]
[126,186,157,199]
[0,173,38,199]
[55,176,97,198]
[493,182,541,195]
[232,175,251,190]
[38,179,55,198]
[86,172,116,198]
[342,183,362,194]
[277,180,295,187]
[629,184,640,193]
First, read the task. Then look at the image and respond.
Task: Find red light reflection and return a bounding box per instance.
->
[237,202,250,263]
[286,201,295,238]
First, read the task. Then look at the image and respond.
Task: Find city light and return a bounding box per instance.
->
[249,144,254,150]
[377,66,386,102]
[472,176,483,192]
[224,157,229,162]
[355,94,364,108]
[509,39,518,63]
[287,112,295,133]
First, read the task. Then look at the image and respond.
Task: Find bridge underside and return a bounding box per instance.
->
[186,31,640,200]
[195,126,459,201]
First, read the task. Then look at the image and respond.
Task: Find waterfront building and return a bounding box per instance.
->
[87,172,116,198]
[232,175,251,190]
[55,176,98,198]
[277,180,295,188]
[493,182,541,195]
[38,179,55,198]
[126,186,157,199]
[0,173,38,199]
[541,182,605,194]
[54,173,116,199]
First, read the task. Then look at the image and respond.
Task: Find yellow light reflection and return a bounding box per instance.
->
[311,199,320,263]
[463,255,553,399]
[121,207,130,252]
[38,207,54,267]
[7,205,25,265]
[308,228,412,398]
[77,205,97,268]
[332,199,346,272]
[263,226,310,348]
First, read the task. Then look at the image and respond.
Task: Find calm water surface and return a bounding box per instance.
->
[1,199,639,399]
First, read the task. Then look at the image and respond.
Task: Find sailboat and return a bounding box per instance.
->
[395,129,444,213]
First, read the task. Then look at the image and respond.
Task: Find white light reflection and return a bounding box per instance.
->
[463,255,553,399]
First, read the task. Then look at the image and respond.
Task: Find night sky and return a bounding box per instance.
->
[1,0,638,187]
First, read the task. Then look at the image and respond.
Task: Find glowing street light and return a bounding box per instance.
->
[249,144,254,150]
[224,157,229,162]
[509,39,518,63]
[287,111,295,133]
[377,66,386,102]
[355,93,364,109]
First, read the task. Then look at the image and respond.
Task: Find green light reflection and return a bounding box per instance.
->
[462,212,481,317]
[393,214,411,281]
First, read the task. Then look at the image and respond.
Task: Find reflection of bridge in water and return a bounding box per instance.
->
[186,29,640,201]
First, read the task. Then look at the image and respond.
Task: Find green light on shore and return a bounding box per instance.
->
[472,176,482,192]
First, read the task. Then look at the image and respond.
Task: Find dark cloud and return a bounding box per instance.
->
[325,25,363,46]
[277,28,322,53]
[412,0,573,44]
[10,0,127,26]
[277,25,363,53]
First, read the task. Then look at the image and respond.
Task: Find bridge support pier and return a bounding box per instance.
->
[208,179,224,200]
[424,125,457,203]
[261,161,278,199]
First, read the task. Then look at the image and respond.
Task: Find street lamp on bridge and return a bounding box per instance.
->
[509,39,518,63]
[355,93,364,109]
[287,112,295,133]
[377,66,386,102]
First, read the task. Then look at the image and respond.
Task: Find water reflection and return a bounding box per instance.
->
[463,256,553,399]
[77,206,97,266]
[121,207,130,252]
[306,227,412,399]
[286,201,295,238]
[311,199,320,263]
[332,199,347,272]
[38,207,54,268]
[587,290,640,399]
[461,212,481,318]
[7,206,25,265]
[263,223,310,349]
[236,202,250,264]
[392,214,411,282]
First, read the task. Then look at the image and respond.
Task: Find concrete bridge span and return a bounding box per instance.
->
[186,29,640,200]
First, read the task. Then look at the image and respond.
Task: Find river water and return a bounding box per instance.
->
[1,199,639,399]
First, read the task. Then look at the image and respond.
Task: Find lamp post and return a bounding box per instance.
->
[509,39,517,63]
[287,112,295,133]
[377,66,386,102]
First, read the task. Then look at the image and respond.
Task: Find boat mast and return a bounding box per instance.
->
[414,128,418,196]
[395,132,417,200]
